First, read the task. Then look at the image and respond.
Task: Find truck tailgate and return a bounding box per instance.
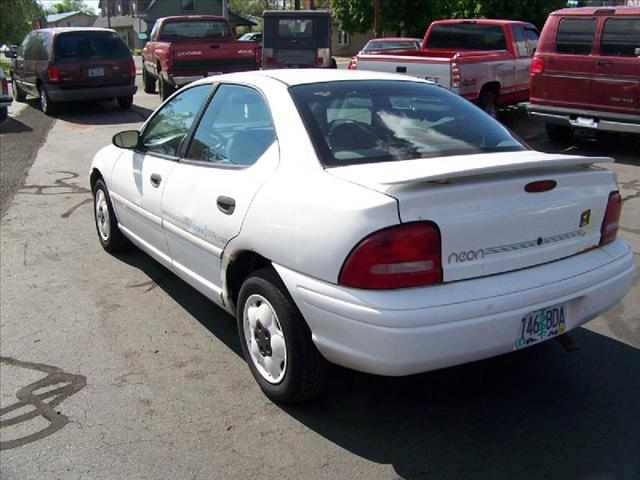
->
[355,54,451,86]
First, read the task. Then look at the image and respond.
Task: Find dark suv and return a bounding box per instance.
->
[8,28,137,115]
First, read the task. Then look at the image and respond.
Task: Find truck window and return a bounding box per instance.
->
[512,26,528,57]
[278,19,313,38]
[555,18,595,55]
[162,20,230,39]
[524,27,539,53]
[600,18,640,57]
[425,24,507,51]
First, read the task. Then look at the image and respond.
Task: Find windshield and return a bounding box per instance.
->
[161,20,230,39]
[289,80,524,167]
[425,24,507,50]
[55,31,130,60]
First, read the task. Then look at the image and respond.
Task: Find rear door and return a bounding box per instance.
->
[591,16,640,115]
[544,16,597,109]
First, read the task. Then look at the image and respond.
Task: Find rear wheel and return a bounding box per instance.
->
[11,75,27,102]
[39,85,58,116]
[237,268,328,404]
[545,123,573,142]
[158,76,174,101]
[117,95,133,109]
[142,67,156,94]
[478,90,498,119]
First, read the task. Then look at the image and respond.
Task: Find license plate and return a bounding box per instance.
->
[576,116,596,127]
[514,303,567,350]
[207,71,222,77]
[88,67,104,78]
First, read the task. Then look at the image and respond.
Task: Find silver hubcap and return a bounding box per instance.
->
[243,294,287,384]
[95,189,110,241]
[40,89,47,111]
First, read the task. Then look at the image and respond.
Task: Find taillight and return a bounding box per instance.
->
[129,57,136,76]
[316,57,323,66]
[530,57,544,75]
[339,222,442,289]
[255,47,261,66]
[347,58,357,70]
[47,65,60,82]
[450,62,460,88]
[600,191,622,246]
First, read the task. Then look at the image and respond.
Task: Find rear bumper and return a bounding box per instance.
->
[527,103,640,134]
[0,97,12,108]
[47,84,137,102]
[274,239,635,376]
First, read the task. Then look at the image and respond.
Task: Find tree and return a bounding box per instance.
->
[0,0,44,45]
[50,0,96,15]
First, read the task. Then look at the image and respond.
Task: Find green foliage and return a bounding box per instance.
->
[0,0,44,45]
[50,0,96,15]
[1,59,10,77]
[228,0,299,18]
[331,0,565,37]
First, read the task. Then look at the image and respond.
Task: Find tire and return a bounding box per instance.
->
[545,123,573,143]
[0,107,7,122]
[478,90,499,119]
[39,85,58,116]
[11,75,27,102]
[92,179,130,253]
[237,268,328,404]
[330,57,337,69]
[117,95,133,109]
[158,75,174,101]
[142,67,156,94]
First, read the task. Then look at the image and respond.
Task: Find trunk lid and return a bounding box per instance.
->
[328,151,616,282]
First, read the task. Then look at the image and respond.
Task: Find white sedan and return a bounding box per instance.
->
[90,69,634,403]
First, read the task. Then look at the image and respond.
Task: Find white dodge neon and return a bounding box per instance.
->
[90,69,634,403]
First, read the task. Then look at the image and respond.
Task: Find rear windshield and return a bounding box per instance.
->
[55,31,130,60]
[290,80,524,167]
[161,20,230,39]
[425,24,507,50]
[278,19,313,38]
[364,40,419,51]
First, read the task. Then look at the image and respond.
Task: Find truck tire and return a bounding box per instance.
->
[545,123,573,143]
[159,76,174,101]
[142,67,156,94]
[117,95,133,109]
[478,90,498,119]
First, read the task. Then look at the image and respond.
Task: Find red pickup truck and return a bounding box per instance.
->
[142,15,261,100]
[350,19,540,117]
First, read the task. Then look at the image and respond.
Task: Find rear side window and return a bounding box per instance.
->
[55,31,130,60]
[556,18,596,55]
[161,20,230,39]
[600,18,640,57]
[278,19,313,38]
[425,24,507,51]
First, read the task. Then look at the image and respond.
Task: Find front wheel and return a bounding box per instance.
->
[142,67,156,94]
[237,268,328,404]
[478,90,498,119]
[92,179,130,253]
[39,85,58,116]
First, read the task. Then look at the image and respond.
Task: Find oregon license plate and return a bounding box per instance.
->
[88,67,104,77]
[515,303,567,350]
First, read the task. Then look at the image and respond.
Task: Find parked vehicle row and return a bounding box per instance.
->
[91,69,634,404]
[0,68,12,121]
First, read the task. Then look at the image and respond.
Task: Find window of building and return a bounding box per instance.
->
[338,29,350,46]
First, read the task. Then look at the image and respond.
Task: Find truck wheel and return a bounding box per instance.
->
[237,268,328,404]
[142,68,156,94]
[39,85,58,116]
[330,58,337,69]
[545,123,573,143]
[159,76,174,101]
[11,76,27,102]
[478,90,498,119]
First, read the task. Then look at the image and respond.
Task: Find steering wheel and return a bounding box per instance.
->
[327,119,360,135]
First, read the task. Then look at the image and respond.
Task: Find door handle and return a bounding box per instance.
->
[217,196,235,215]
[596,60,612,67]
[150,173,162,187]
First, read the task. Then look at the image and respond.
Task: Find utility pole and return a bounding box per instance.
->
[107,0,112,28]
[222,0,228,18]
[374,0,382,38]
[294,0,300,9]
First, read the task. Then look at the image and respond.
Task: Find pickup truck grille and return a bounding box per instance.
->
[172,58,257,70]
[275,49,315,66]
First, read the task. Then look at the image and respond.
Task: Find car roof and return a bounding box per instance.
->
[366,37,421,42]
[159,15,226,21]
[209,68,428,87]
[550,6,640,16]
[432,19,533,26]
[37,27,117,34]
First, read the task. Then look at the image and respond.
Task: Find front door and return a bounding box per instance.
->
[161,83,278,302]
[109,83,212,267]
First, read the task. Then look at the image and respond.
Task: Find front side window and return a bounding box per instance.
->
[186,84,276,166]
[600,18,640,57]
[141,85,211,157]
[290,80,524,167]
[425,24,507,50]
[278,19,313,38]
[556,18,596,55]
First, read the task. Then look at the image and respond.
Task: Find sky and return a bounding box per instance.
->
[38,0,101,14]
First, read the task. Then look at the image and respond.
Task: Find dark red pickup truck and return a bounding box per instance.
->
[142,15,260,100]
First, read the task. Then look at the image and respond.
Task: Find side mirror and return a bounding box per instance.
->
[113,130,140,149]
[137,33,148,41]
[635,47,640,56]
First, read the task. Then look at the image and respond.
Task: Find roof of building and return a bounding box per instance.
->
[46,11,95,23]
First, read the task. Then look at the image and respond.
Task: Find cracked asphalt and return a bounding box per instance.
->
[0,79,638,479]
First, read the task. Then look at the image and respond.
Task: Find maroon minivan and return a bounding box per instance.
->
[527,7,639,141]
[9,28,137,116]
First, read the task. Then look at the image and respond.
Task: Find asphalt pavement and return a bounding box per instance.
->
[0,77,638,479]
